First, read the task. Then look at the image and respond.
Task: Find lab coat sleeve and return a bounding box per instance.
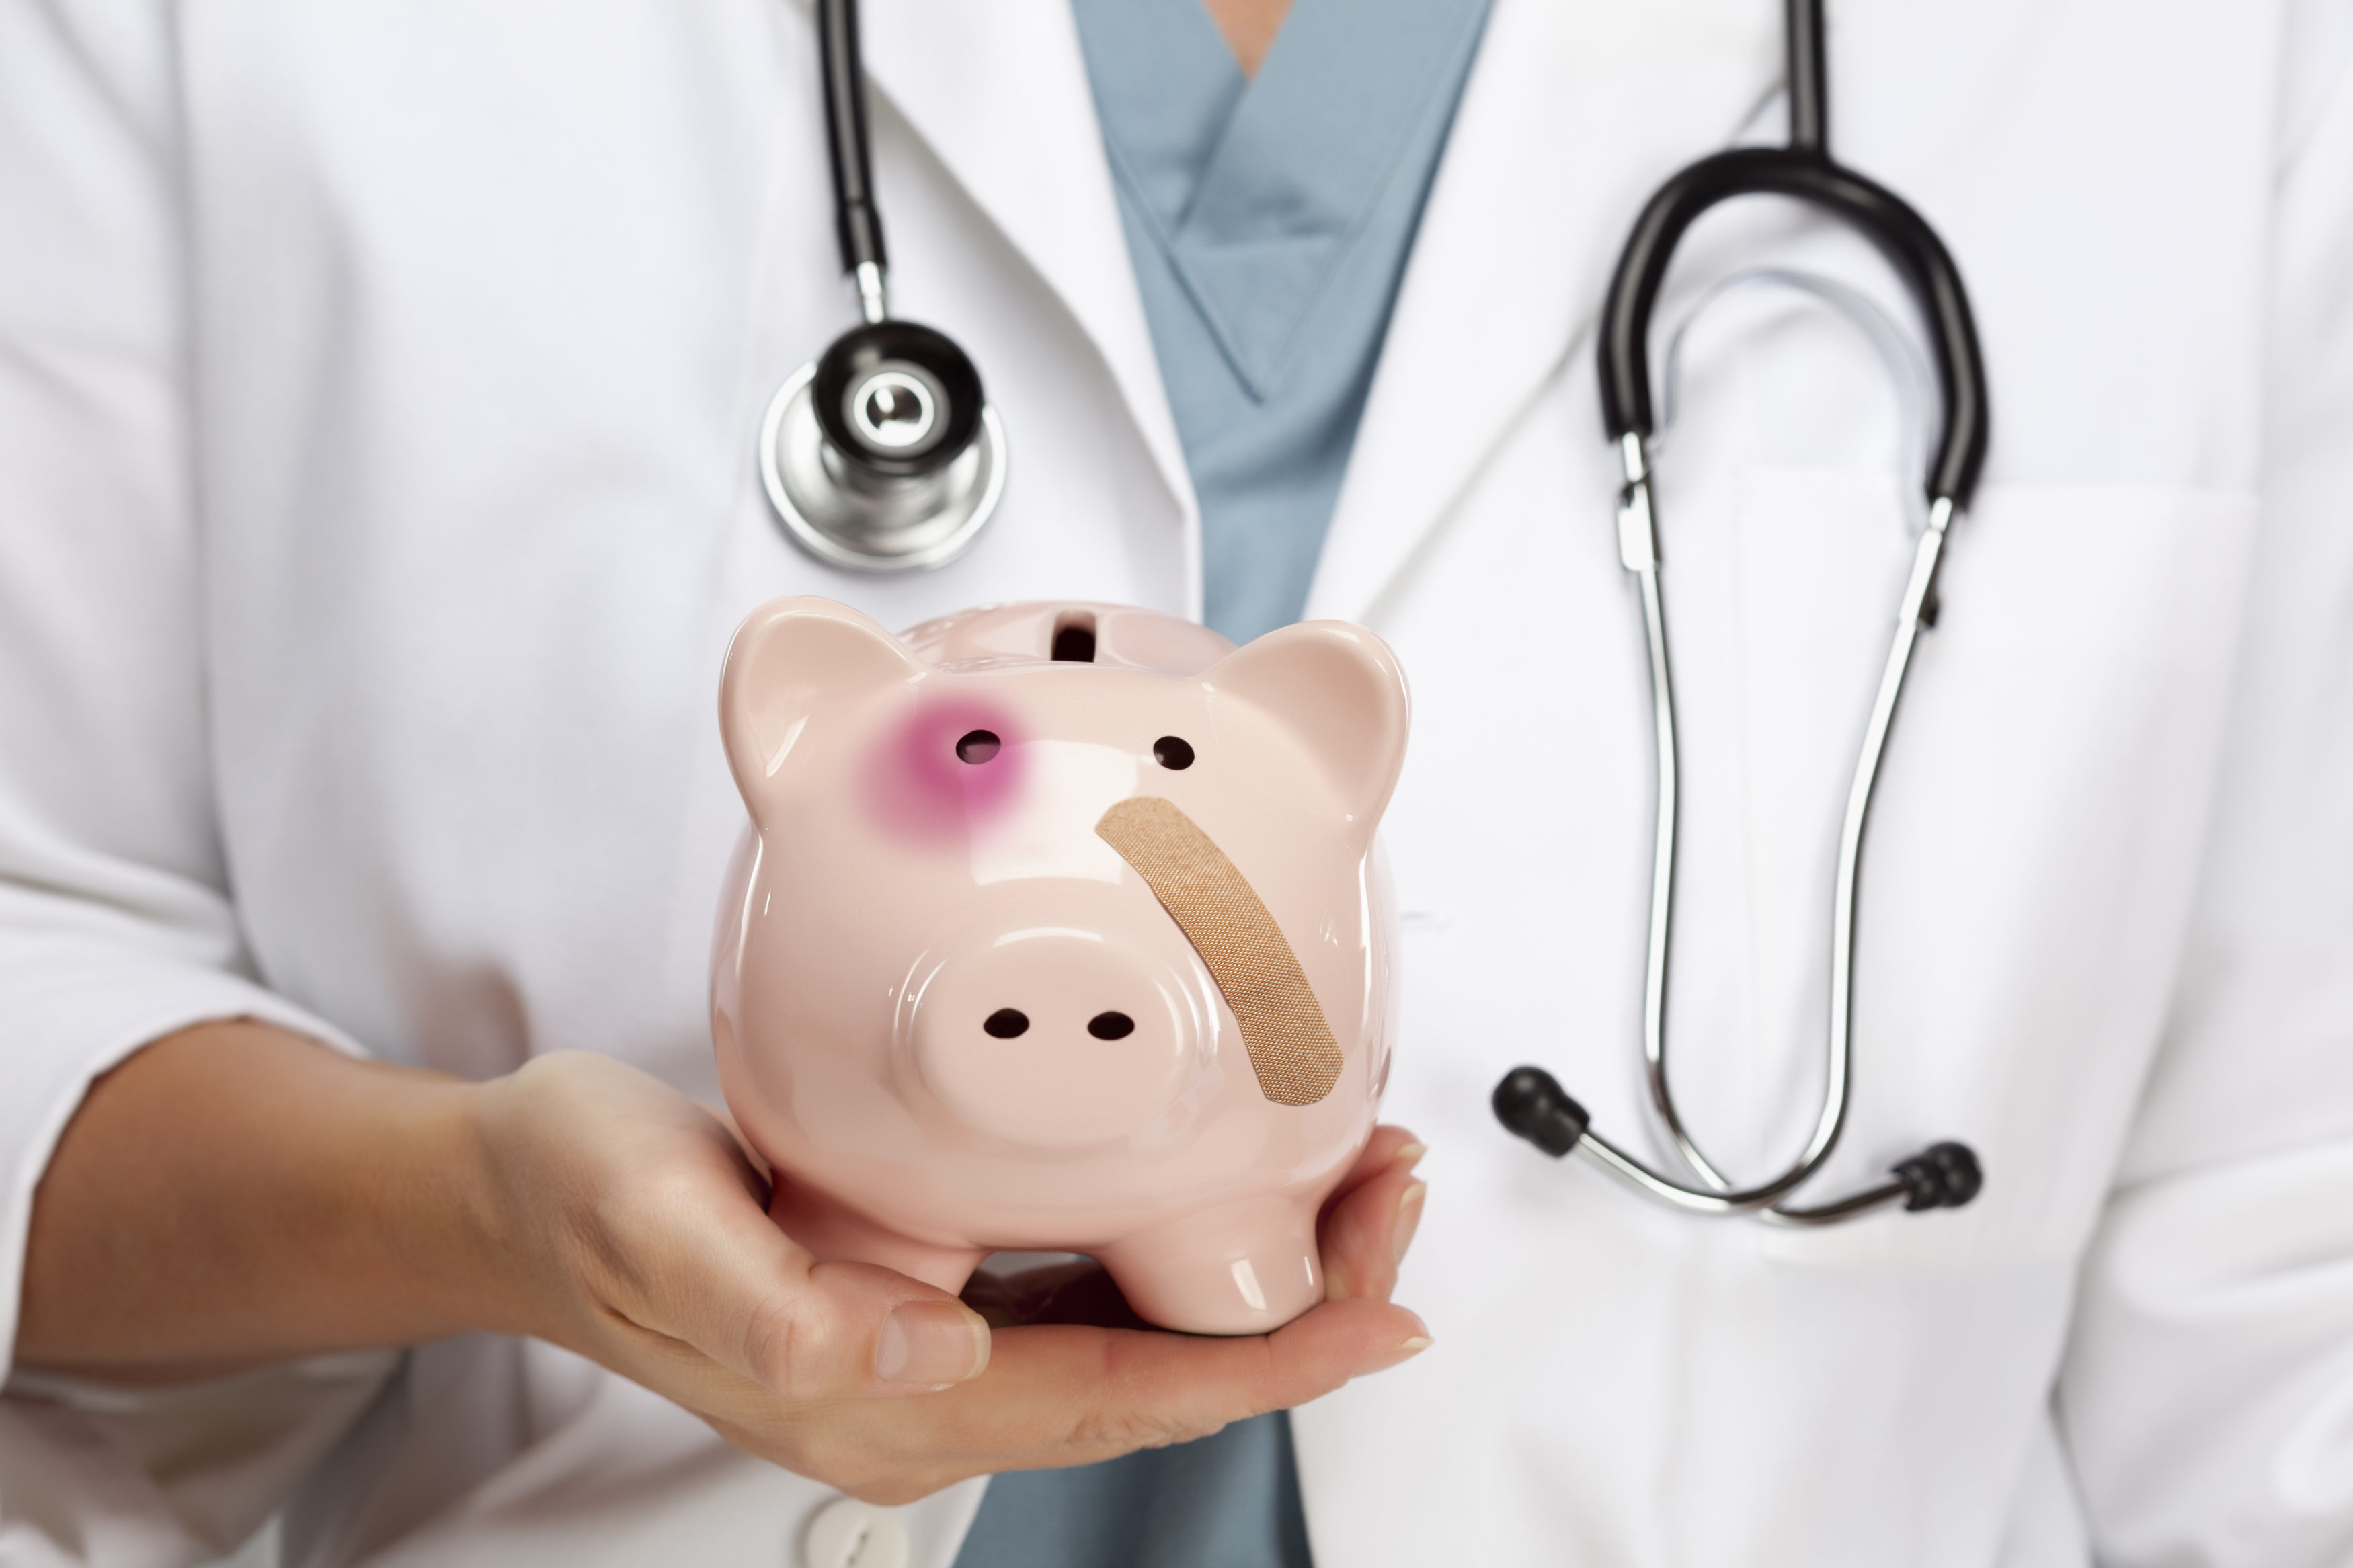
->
[2057,6,2353,1563]
[0,5,381,1561]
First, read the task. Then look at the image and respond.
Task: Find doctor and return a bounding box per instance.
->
[5,0,2353,1564]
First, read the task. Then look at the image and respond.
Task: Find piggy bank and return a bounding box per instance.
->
[711,597,1408,1334]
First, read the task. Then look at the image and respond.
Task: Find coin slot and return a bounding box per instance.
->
[1051,612,1097,663]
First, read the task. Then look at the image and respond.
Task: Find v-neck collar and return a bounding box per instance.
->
[1076,0,1493,397]
[857,0,1780,624]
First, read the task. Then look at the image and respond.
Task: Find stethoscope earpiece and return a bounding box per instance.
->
[1491,1066,1591,1158]
[758,0,1008,574]
[1891,1141,1983,1212]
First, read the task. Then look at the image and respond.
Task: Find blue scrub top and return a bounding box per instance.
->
[953,1,1489,1563]
[1073,0,1492,645]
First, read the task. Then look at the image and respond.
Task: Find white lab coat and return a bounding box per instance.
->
[3,0,2351,1563]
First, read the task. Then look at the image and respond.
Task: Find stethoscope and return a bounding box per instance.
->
[1491,0,1989,1224]
[769,0,1987,1223]
[759,0,1006,573]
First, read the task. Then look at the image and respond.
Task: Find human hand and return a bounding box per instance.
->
[463,1053,1429,1503]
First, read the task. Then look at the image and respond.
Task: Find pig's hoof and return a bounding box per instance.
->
[1098,1206,1321,1335]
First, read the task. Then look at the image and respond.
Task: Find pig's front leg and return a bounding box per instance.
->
[1096,1194,1324,1336]
[769,1178,988,1298]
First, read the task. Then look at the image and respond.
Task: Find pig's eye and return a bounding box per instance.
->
[1152,735,1195,770]
[956,729,1002,764]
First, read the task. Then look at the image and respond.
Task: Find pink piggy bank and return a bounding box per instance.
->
[710,597,1410,1335]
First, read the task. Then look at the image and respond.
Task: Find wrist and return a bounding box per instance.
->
[403,1072,548,1343]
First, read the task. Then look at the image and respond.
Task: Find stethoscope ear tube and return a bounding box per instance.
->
[1511,0,1989,1227]
[1521,467,1980,1224]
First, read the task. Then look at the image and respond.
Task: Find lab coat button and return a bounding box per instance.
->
[803,1496,910,1568]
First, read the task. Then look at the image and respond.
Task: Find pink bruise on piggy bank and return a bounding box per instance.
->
[711,597,1410,1335]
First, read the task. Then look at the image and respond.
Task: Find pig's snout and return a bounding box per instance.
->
[910,927,1203,1148]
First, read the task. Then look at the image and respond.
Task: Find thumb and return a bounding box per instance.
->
[764,1259,995,1396]
[672,1210,992,1399]
[592,1164,992,1401]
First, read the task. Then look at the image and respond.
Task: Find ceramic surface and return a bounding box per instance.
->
[711,597,1408,1333]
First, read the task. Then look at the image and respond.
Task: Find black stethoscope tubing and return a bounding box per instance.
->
[817,0,888,296]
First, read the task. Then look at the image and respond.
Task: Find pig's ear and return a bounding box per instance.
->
[1206,621,1410,835]
[720,596,924,808]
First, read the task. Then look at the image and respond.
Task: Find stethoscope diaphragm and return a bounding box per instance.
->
[759,358,1007,575]
[760,317,1007,573]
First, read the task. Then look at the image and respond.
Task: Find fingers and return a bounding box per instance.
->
[598,1170,991,1401]
[491,1061,1435,1507]
[1320,1127,1427,1303]
[750,1296,1431,1503]
[481,1055,991,1405]
[1334,1124,1427,1201]
[988,1300,1426,1458]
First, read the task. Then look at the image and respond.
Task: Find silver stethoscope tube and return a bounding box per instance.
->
[1579,433,1958,1225]
[1496,437,1979,1222]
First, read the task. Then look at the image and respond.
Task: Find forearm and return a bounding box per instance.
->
[15,1020,508,1381]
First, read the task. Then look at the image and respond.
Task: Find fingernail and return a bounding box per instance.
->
[1363,1333,1433,1374]
[1391,1181,1427,1266]
[1391,1142,1429,1171]
[876,1300,990,1385]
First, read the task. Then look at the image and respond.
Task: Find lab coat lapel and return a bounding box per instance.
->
[858,0,1197,531]
[1306,0,1780,623]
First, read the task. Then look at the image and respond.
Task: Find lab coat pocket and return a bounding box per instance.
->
[1676,466,1923,1180]
[1728,471,2256,1266]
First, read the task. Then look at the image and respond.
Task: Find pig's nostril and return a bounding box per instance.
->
[1087,1011,1136,1040]
[956,729,1002,764]
[983,1008,1029,1038]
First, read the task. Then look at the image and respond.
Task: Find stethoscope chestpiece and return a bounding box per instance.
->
[760,0,1009,575]
[760,321,1008,575]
